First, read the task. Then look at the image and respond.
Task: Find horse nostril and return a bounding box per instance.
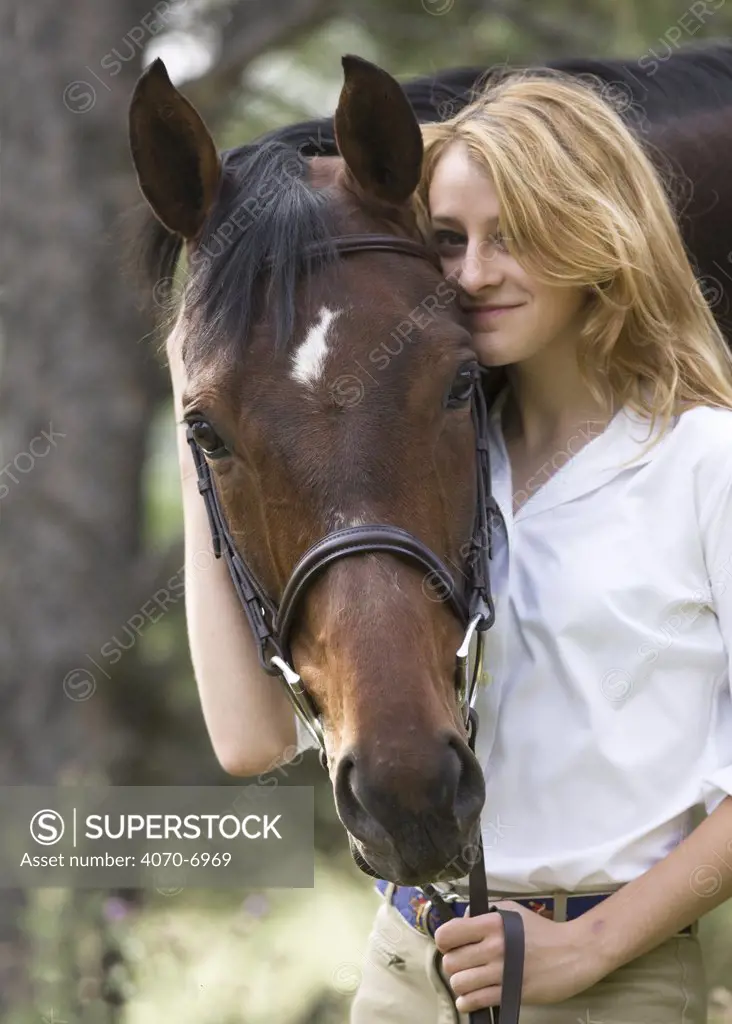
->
[334,751,358,814]
[334,752,392,848]
[447,734,486,830]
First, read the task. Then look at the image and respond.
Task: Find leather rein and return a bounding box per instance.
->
[185,232,525,1023]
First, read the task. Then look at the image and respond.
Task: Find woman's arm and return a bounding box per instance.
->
[168,336,303,776]
[437,795,732,1009]
[577,794,732,972]
[584,418,732,970]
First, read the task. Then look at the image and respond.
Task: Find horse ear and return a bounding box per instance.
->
[128,58,221,240]
[335,54,423,205]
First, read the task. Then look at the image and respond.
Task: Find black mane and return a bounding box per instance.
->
[189,142,340,360]
[137,141,339,360]
[135,40,732,357]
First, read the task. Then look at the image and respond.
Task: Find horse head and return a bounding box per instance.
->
[129,55,490,885]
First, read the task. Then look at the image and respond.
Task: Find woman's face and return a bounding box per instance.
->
[428,141,586,367]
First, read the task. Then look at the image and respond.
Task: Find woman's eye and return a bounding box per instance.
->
[446,363,479,409]
[433,228,466,252]
[187,419,229,458]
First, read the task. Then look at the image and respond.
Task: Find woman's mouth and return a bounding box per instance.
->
[464,304,523,326]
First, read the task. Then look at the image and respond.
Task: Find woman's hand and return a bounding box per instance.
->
[434,901,607,1013]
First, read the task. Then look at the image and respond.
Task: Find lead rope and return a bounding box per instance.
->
[455,377,525,1021]
[423,707,524,1024]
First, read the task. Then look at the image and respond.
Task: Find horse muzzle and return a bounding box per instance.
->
[333,731,486,884]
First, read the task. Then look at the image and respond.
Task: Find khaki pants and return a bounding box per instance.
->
[350,900,708,1024]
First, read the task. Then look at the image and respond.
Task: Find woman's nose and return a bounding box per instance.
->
[458,244,504,293]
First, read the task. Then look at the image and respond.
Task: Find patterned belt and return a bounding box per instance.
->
[375,879,695,938]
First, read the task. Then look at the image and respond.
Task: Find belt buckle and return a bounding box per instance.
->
[420,885,465,937]
[523,896,556,920]
[434,889,465,906]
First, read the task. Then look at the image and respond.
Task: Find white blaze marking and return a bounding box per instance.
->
[291,306,340,387]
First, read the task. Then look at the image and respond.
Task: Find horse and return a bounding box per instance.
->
[128,42,732,893]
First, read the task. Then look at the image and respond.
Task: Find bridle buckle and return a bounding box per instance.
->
[269,655,325,749]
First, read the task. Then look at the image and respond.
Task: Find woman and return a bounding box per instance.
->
[348,71,732,1023]
[169,71,732,1021]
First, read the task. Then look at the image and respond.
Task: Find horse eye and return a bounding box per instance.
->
[188,419,229,458]
[446,363,478,409]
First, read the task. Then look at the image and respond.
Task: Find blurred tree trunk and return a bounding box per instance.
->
[0,0,166,1016]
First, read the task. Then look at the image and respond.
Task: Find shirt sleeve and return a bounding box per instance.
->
[697,430,732,812]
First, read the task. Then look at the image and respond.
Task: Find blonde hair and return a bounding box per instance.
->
[416,70,732,433]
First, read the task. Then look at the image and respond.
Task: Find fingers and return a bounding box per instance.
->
[434,911,504,952]
[441,936,503,975]
[455,984,502,1014]
[449,964,503,998]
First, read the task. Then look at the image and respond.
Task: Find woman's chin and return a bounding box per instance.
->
[472,331,521,367]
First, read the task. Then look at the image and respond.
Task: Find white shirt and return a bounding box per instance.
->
[295,394,732,895]
[475,392,732,893]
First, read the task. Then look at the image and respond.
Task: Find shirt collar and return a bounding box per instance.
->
[487,387,672,521]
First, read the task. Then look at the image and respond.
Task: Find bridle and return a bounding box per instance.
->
[186,232,525,1023]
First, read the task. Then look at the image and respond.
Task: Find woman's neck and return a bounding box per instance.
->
[502,344,615,454]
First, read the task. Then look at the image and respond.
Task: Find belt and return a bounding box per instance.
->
[376,879,695,938]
